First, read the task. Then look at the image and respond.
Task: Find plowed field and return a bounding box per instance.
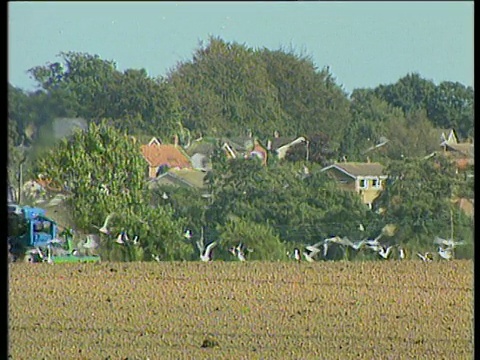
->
[9,260,474,359]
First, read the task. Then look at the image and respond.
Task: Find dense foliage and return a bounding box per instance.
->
[8,37,474,260]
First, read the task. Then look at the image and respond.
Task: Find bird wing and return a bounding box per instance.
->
[196,239,204,253]
[104,213,115,228]
[204,241,217,256]
[433,236,446,245]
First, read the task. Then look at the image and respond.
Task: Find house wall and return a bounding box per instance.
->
[355,177,385,207]
[327,168,386,207]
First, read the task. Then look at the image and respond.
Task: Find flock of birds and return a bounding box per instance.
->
[49,212,466,263]
[288,234,466,263]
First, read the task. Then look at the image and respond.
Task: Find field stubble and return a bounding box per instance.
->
[9,260,473,359]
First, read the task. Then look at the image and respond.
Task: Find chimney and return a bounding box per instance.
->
[173,134,179,147]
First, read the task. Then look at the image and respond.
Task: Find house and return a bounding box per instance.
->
[222,136,268,165]
[147,168,207,190]
[140,136,191,179]
[438,129,458,146]
[441,141,474,173]
[185,139,217,172]
[320,161,387,208]
[266,131,307,159]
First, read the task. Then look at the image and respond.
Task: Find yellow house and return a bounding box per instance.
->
[320,162,387,209]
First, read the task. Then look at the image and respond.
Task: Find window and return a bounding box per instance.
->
[372,178,381,188]
[359,179,367,189]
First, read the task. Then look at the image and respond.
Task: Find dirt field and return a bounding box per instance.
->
[9,260,474,359]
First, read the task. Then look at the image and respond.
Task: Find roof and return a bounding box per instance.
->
[150,168,207,189]
[432,128,457,145]
[223,136,254,152]
[269,136,304,151]
[321,162,386,178]
[185,140,216,156]
[140,143,191,168]
[444,142,474,158]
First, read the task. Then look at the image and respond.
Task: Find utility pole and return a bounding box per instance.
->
[18,156,27,205]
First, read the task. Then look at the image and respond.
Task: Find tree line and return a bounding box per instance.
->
[8,36,474,261]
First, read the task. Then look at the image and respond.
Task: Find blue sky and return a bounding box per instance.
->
[8,1,474,94]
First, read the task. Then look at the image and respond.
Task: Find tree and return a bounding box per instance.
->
[373,156,473,251]
[31,120,188,261]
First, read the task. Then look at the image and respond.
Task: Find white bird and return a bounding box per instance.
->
[82,235,99,249]
[199,241,217,262]
[196,227,216,262]
[417,252,433,262]
[398,247,406,260]
[162,192,169,200]
[377,245,393,259]
[151,254,160,262]
[433,236,465,249]
[132,235,139,245]
[349,240,366,250]
[437,246,453,260]
[324,236,352,247]
[305,241,324,253]
[116,231,128,245]
[293,248,301,262]
[303,250,318,263]
[322,242,329,258]
[184,229,192,239]
[228,243,248,261]
[358,223,365,232]
[95,213,115,235]
[364,233,383,247]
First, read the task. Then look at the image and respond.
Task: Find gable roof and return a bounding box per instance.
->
[150,168,207,189]
[432,128,457,145]
[148,137,162,146]
[268,136,304,151]
[321,162,386,178]
[140,143,191,168]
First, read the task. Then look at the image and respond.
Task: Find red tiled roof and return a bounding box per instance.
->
[140,144,191,168]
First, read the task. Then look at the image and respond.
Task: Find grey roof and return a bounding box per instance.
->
[269,136,302,151]
[321,162,386,177]
[185,141,216,156]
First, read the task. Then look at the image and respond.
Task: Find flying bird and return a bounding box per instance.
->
[82,235,99,249]
[116,231,128,245]
[184,229,192,239]
[398,247,406,260]
[293,248,301,262]
[417,252,433,262]
[196,227,216,262]
[94,213,115,235]
[433,237,465,249]
[437,246,453,260]
[377,245,394,259]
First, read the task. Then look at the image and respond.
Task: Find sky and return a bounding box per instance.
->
[8,1,474,95]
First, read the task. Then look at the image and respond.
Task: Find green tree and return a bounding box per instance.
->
[374,157,473,253]
[31,120,188,261]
